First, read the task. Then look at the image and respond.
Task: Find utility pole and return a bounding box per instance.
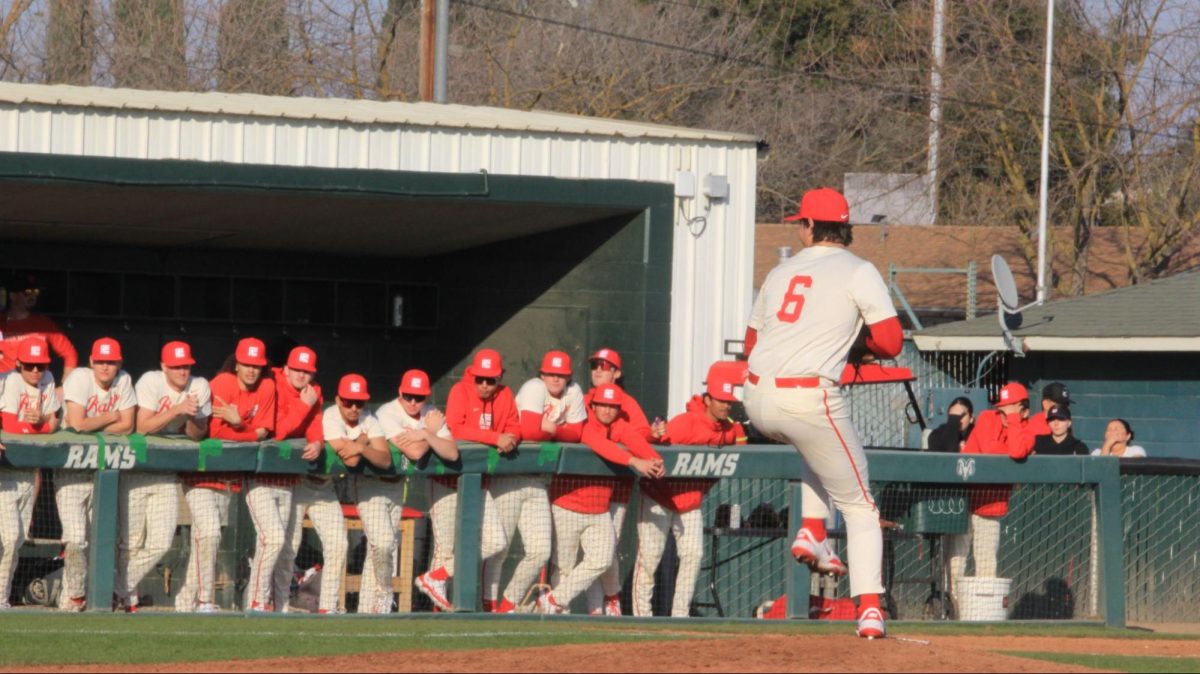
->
[1035,0,1055,304]
[419,0,436,102]
[927,0,945,224]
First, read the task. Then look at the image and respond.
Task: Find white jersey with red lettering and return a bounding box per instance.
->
[63,368,136,421]
[0,370,60,421]
[747,246,895,383]
[134,371,212,435]
[375,400,452,440]
[515,380,587,424]
[744,244,895,600]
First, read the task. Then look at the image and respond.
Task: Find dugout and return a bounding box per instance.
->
[0,81,761,417]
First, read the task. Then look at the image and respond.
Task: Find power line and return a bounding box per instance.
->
[450,0,1198,144]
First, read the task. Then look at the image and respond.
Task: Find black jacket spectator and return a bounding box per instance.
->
[1031,433,1089,456]
[927,397,975,453]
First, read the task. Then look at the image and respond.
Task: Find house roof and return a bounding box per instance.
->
[0,81,760,145]
[912,271,1200,352]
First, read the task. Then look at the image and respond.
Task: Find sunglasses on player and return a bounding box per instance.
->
[474,376,498,386]
[20,362,47,372]
[342,399,367,408]
[402,393,428,404]
[590,361,616,372]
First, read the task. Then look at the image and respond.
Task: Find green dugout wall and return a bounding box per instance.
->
[0,151,674,414]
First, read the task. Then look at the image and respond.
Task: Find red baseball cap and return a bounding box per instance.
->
[541,350,572,376]
[783,187,851,224]
[338,374,371,401]
[235,337,268,367]
[399,369,432,396]
[161,341,195,367]
[589,348,622,370]
[996,382,1029,406]
[591,383,624,407]
[468,349,503,378]
[90,337,123,361]
[17,338,51,365]
[287,346,318,372]
[706,374,739,403]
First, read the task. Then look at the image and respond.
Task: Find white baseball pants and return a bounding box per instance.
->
[116,473,179,603]
[483,475,552,606]
[278,478,346,613]
[244,481,293,610]
[948,512,1002,600]
[585,500,628,612]
[550,505,615,609]
[632,501,704,617]
[426,479,507,579]
[53,471,94,606]
[0,469,37,607]
[175,486,230,610]
[745,381,884,597]
[357,478,404,614]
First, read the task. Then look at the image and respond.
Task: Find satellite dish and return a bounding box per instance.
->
[990,254,1034,357]
[991,255,1019,311]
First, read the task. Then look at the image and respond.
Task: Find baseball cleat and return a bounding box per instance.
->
[197,602,219,614]
[416,572,453,612]
[64,596,87,613]
[604,594,622,616]
[494,598,517,614]
[247,601,272,613]
[791,527,847,576]
[373,596,396,614]
[536,593,565,615]
[856,607,886,639]
[318,608,345,615]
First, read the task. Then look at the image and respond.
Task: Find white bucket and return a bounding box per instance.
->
[957,576,1011,621]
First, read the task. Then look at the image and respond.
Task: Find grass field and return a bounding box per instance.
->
[2,612,1200,671]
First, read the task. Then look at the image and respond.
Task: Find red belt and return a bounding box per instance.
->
[747,372,822,388]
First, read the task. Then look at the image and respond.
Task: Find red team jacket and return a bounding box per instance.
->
[0,313,78,373]
[272,367,323,444]
[444,372,521,488]
[552,412,663,515]
[185,372,277,492]
[640,395,748,514]
[583,386,653,441]
[961,409,1035,517]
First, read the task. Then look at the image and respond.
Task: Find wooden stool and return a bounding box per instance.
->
[303,505,422,612]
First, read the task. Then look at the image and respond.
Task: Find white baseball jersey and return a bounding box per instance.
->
[321,405,384,441]
[63,368,137,422]
[516,379,587,425]
[375,399,452,440]
[747,246,896,382]
[135,371,212,435]
[0,370,60,419]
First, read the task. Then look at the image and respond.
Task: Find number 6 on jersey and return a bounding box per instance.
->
[776,275,813,323]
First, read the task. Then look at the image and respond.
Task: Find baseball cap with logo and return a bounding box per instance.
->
[235,337,268,367]
[467,349,503,378]
[592,383,624,407]
[1042,382,1072,406]
[588,348,622,370]
[17,337,51,364]
[90,337,123,361]
[1047,405,1072,421]
[161,341,196,367]
[399,369,432,396]
[783,187,851,224]
[338,374,371,401]
[287,346,318,373]
[541,350,572,376]
[996,382,1029,405]
[706,374,739,403]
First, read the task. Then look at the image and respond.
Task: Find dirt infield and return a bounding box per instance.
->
[13,633,1200,673]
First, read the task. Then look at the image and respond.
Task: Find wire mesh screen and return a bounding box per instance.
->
[1123,473,1200,623]
[844,382,916,448]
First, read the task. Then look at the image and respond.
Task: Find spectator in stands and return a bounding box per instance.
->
[1028,382,1072,436]
[1031,405,1089,456]
[949,382,1035,605]
[0,272,77,378]
[927,397,974,452]
[1092,418,1147,458]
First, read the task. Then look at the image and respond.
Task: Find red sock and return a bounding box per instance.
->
[481,599,495,612]
[429,566,450,582]
[803,518,827,541]
[857,594,881,613]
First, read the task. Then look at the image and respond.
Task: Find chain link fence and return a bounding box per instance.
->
[1121,462,1200,623]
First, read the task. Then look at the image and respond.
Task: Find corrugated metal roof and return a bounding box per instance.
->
[0,81,759,145]
[913,271,1200,350]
